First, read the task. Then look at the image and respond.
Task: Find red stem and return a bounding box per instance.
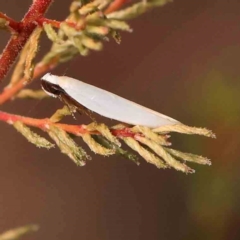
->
[0,110,137,138]
[37,17,82,30]
[0,12,21,32]
[0,59,58,105]
[0,0,54,82]
[37,17,61,28]
[0,0,130,104]
[104,0,130,14]
[22,0,53,24]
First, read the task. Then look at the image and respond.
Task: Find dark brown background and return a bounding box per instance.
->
[1,1,240,240]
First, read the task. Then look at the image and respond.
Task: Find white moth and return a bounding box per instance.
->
[41,73,180,128]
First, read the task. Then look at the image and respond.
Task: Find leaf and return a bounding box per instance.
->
[13,121,54,149]
[24,27,43,82]
[16,89,49,100]
[0,225,39,240]
[136,136,195,173]
[107,0,172,20]
[86,122,121,146]
[81,133,115,155]
[122,137,167,169]
[165,148,212,165]
[92,135,140,165]
[0,17,8,30]
[153,123,216,138]
[43,23,63,44]
[48,125,90,165]
[50,106,72,123]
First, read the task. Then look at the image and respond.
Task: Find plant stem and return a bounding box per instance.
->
[37,17,82,30]
[105,0,130,14]
[0,110,137,138]
[0,59,57,105]
[0,0,131,103]
[0,12,21,32]
[0,0,54,81]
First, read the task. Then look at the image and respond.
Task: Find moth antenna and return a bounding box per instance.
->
[62,66,70,77]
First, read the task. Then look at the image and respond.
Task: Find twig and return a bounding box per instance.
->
[0,0,53,81]
[37,17,82,30]
[105,0,130,14]
[0,0,132,104]
[0,11,21,32]
[0,110,138,138]
[0,59,57,105]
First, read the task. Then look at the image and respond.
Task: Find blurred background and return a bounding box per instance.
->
[0,0,240,239]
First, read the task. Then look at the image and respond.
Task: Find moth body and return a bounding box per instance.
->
[41,73,180,128]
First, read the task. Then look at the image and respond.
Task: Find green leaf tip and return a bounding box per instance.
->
[0,224,39,240]
[13,121,54,149]
[48,125,91,166]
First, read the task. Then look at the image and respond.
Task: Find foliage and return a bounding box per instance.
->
[0,0,215,179]
[0,225,38,240]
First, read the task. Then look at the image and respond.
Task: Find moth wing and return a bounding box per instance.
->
[61,77,179,128]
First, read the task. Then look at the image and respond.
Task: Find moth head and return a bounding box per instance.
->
[41,73,59,85]
[41,73,64,98]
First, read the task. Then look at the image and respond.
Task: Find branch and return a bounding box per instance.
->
[0,11,21,32]
[105,0,130,14]
[0,0,53,81]
[0,0,214,174]
[0,109,214,173]
[0,0,172,105]
[0,0,134,104]
[37,17,84,30]
[0,59,57,105]
[0,110,137,138]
